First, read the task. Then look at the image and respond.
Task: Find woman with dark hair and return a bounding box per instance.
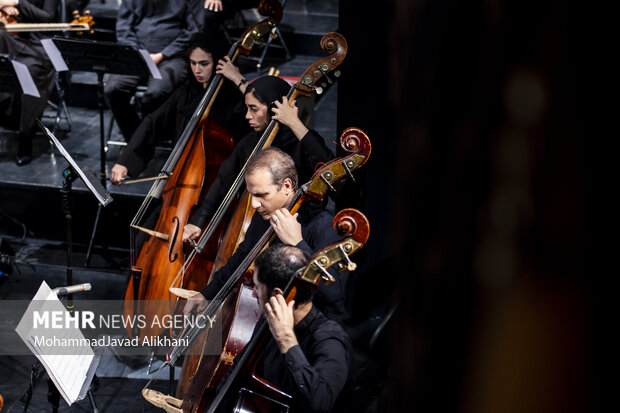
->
[183,75,335,241]
[109,37,249,184]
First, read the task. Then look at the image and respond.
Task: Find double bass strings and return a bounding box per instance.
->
[168,187,306,364]
[128,40,240,273]
[166,87,293,289]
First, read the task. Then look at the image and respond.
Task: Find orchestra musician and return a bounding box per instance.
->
[216,243,355,413]
[182,75,335,245]
[0,0,58,165]
[109,36,249,185]
[201,0,257,38]
[104,0,199,141]
[184,147,349,322]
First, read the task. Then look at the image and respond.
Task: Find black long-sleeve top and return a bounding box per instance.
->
[117,80,246,177]
[257,306,354,413]
[189,128,335,229]
[13,0,58,41]
[115,0,199,58]
[202,202,348,322]
[218,307,354,413]
[16,0,57,22]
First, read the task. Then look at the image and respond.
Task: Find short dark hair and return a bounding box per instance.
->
[254,244,314,305]
[246,147,298,190]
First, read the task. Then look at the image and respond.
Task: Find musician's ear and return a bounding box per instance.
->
[272,287,284,296]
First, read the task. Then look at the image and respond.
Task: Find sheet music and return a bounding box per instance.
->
[15,281,95,406]
[40,38,70,72]
[139,49,162,80]
[11,60,40,97]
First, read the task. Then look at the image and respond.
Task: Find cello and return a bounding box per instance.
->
[123,0,283,341]
[146,208,370,413]
[141,128,371,413]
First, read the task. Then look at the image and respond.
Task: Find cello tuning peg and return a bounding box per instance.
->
[315,86,324,95]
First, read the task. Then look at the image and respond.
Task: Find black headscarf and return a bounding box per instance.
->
[248,75,292,106]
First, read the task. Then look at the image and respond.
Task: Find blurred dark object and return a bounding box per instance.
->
[0,237,15,276]
[66,0,91,14]
[339,0,590,412]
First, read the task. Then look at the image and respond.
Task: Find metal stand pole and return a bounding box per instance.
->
[85,70,107,267]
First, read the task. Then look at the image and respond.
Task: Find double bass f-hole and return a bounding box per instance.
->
[169,216,180,262]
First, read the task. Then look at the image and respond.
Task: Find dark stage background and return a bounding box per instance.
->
[337,0,592,412]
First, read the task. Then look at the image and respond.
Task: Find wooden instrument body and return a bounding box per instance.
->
[178,279,261,413]
[176,192,257,410]
[124,118,233,340]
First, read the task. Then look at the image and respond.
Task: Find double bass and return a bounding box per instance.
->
[142,129,371,412]
[123,0,283,341]
[165,31,349,307]
[146,208,370,413]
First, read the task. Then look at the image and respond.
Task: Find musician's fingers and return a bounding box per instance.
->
[275,294,288,308]
[264,301,275,319]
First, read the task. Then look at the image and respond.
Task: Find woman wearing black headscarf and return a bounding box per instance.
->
[183,75,335,241]
[109,37,249,184]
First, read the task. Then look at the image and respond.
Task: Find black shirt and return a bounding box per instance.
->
[201,202,348,322]
[248,307,354,413]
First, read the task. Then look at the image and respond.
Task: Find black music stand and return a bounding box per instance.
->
[36,118,112,303]
[20,120,111,413]
[42,37,159,265]
[0,54,41,97]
